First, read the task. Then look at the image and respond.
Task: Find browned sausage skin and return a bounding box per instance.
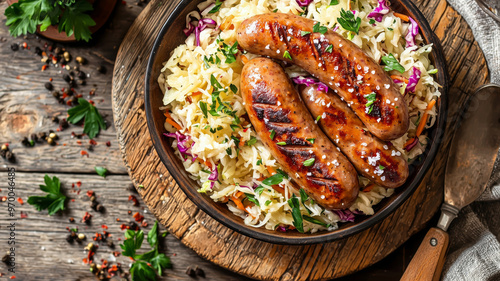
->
[241,58,359,209]
[236,13,409,141]
[300,85,409,188]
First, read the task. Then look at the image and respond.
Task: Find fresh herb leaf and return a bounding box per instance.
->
[325,44,333,53]
[306,138,315,144]
[381,53,405,73]
[273,8,278,12]
[230,124,240,131]
[226,147,232,156]
[246,136,257,146]
[201,169,211,174]
[287,194,304,233]
[388,27,393,31]
[130,260,157,281]
[329,0,339,5]
[265,200,272,206]
[276,169,289,179]
[428,69,438,74]
[58,1,96,42]
[245,193,260,207]
[369,19,376,25]
[220,41,239,64]
[313,22,328,34]
[379,164,385,170]
[230,84,238,93]
[254,185,265,195]
[208,0,222,14]
[283,50,292,60]
[303,158,315,166]
[299,188,309,202]
[199,101,208,118]
[27,175,66,215]
[67,98,106,139]
[316,115,321,122]
[262,173,284,186]
[337,8,361,34]
[303,215,330,228]
[364,92,377,114]
[276,141,287,146]
[269,129,276,140]
[301,31,311,36]
[95,166,108,178]
[256,159,262,166]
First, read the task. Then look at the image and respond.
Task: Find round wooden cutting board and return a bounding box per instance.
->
[111,0,489,279]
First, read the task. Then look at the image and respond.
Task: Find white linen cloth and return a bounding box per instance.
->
[440,0,500,278]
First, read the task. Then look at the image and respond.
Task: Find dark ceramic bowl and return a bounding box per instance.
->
[145,0,448,245]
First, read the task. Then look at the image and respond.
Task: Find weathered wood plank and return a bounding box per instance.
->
[111,0,489,279]
[0,171,248,280]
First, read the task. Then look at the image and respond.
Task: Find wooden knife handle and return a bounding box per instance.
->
[400,227,449,281]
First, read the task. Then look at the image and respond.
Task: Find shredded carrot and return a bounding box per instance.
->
[390,75,409,84]
[220,196,229,203]
[191,91,202,98]
[404,137,416,148]
[231,194,256,219]
[272,185,286,196]
[166,118,182,131]
[415,100,436,137]
[164,111,172,119]
[220,15,235,30]
[198,158,213,169]
[363,184,375,193]
[239,138,245,147]
[235,191,244,198]
[241,55,249,65]
[266,166,277,175]
[394,12,410,22]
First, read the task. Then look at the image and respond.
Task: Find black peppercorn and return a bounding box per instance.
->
[0,150,6,158]
[30,133,38,143]
[38,132,47,140]
[106,240,114,248]
[63,73,71,82]
[21,137,30,146]
[44,82,53,91]
[90,201,98,210]
[128,221,138,230]
[59,119,69,129]
[35,46,42,56]
[51,116,59,123]
[77,71,86,80]
[195,266,205,277]
[96,204,104,213]
[66,234,74,243]
[70,96,78,105]
[11,43,19,51]
[69,217,75,223]
[54,47,62,55]
[2,254,10,265]
[52,91,60,99]
[5,151,14,162]
[97,65,107,74]
[78,80,87,86]
[185,266,196,277]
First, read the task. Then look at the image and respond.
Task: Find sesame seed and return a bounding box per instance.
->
[395,98,398,101]
[321,195,325,199]
[361,142,367,146]
[348,88,354,93]
[377,118,381,122]
[322,155,326,159]
[371,70,376,74]
[386,99,391,104]
[384,84,390,89]
[381,176,386,181]
[339,44,343,47]
[383,145,389,150]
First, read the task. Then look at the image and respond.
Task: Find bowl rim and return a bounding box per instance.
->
[145,0,448,245]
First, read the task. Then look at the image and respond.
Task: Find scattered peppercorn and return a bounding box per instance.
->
[34,46,42,56]
[52,91,60,99]
[63,73,71,83]
[97,65,106,74]
[82,212,92,224]
[47,137,55,146]
[1,144,8,151]
[5,151,14,162]
[77,71,86,80]
[76,56,86,64]
[66,234,74,243]
[69,217,75,223]
[186,266,196,277]
[49,132,58,140]
[21,137,30,147]
[78,233,86,240]
[195,266,205,277]
[63,52,71,62]
[11,43,19,51]
[90,201,98,210]
[96,204,104,213]
[30,133,38,143]
[59,119,69,130]
[106,240,114,248]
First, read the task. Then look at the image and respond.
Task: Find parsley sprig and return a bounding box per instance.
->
[337,8,361,34]
[5,0,96,42]
[381,53,405,73]
[67,98,106,139]
[27,175,66,215]
[313,22,328,34]
[364,92,377,114]
[121,221,171,281]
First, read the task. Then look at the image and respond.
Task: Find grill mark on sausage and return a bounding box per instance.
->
[252,104,291,123]
[251,83,277,105]
[265,122,299,135]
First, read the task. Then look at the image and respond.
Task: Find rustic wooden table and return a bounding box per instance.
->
[0,1,481,280]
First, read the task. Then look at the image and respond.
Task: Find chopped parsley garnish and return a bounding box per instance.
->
[273,8,278,13]
[316,115,322,122]
[329,0,339,5]
[265,200,272,206]
[230,84,238,93]
[369,19,376,25]
[269,129,276,140]
[246,136,257,146]
[262,173,284,186]
[208,0,223,14]
[199,101,208,118]
[364,92,377,114]
[220,41,239,64]
[208,74,240,123]
[276,142,287,146]
[381,53,405,73]
[254,185,265,195]
[313,22,328,34]
[287,194,304,233]
[95,166,108,178]
[283,50,292,60]
[325,44,333,53]
[387,27,393,31]
[277,169,289,179]
[230,124,240,131]
[301,31,311,36]
[306,138,315,144]
[304,216,331,228]
[337,8,361,34]
[27,175,67,215]
[379,164,385,170]
[201,169,211,174]
[245,193,260,207]
[303,158,315,166]
[256,159,262,165]
[226,147,232,156]
[428,69,438,74]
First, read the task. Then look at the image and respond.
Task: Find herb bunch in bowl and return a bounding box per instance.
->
[5,0,96,42]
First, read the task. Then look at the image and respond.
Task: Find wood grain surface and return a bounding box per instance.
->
[111,0,489,280]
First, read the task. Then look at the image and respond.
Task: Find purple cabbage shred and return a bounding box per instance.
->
[405,67,421,95]
[164,132,196,161]
[183,18,217,47]
[296,0,313,7]
[405,17,419,49]
[334,209,355,222]
[292,76,329,92]
[367,0,390,22]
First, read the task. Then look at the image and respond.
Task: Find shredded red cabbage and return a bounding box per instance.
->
[334,209,355,222]
[208,166,218,181]
[164,132,196,161]
[296,0,313,7]
[405,67,421,94]
[333,25,339,32]
[393,78,402,84]
[367,0,390,22]
[183,18,218,46]
[277,226,287,232]
[405,17,419,49]
[292,76,329,92]
[404,137,419,151]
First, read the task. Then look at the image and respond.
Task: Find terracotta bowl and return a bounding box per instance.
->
[145,0,448,245]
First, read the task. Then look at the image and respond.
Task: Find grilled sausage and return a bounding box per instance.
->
[236,13,409,141]
[300,85,409,188]
[241,58,359,209]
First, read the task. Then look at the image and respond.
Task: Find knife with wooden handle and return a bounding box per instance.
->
[401,84,500,281]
